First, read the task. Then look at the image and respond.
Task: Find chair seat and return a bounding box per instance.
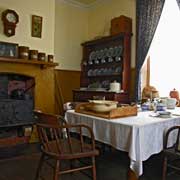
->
[42,138,99,160]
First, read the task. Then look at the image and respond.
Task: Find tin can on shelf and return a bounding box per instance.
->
[19,46,29,59]
[29,50,38,60]
[47,55,54,62]
[38,52,46,61]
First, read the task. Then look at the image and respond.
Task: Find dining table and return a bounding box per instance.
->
[65,107,180,180]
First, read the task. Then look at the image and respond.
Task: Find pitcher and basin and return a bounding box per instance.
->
[160,97,178,109]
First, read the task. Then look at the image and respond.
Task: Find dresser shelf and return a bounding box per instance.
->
[88,74,121,78]
[73,33,131,103]
[0,57,59,69]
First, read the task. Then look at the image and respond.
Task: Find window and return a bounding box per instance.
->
[142,0,180,97]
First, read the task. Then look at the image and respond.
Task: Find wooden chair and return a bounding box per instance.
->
[162,126,180,180]
[34,110,99,180]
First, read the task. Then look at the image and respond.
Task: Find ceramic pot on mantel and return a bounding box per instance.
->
[169,88,179,101]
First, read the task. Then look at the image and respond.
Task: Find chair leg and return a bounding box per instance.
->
[162,156,167,180]
[92,157,96,180]
[54,160,60,180]
[70,160,74,175]
[34,153,45,180]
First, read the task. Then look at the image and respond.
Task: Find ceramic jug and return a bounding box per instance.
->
[109,81,121,93]
[166,98,177,109]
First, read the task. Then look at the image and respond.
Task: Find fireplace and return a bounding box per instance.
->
[0,73,35,128]
[0,58,57,151]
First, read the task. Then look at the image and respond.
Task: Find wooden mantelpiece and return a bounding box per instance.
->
[0,57,57,114]
[0,57,58,69]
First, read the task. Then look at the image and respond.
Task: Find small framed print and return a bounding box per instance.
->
[31,15,42,38]
[0,41,18,58]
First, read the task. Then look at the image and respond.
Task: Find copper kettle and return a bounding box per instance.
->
[169,88,179,100]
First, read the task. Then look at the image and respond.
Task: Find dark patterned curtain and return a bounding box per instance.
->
[135,0,165,101]
[177,0,180,9]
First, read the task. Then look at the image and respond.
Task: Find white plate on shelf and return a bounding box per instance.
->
[116,46,123,56]
[87,69,93,76]
[89,51,95,60]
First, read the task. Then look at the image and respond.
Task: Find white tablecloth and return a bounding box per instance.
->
[65,108,180,176]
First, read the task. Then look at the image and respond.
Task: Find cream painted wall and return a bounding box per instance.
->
[88,0,136,67]
[55,0,88,70]
[0,0,55,55]
[54,0,136,70]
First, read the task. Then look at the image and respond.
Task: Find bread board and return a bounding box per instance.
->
[75,103,137,119]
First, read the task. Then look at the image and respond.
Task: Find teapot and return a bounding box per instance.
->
[169,88,179,100]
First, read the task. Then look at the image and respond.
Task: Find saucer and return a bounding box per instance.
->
[159,111,171,118]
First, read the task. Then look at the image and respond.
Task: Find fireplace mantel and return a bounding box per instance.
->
[0,57,57,114]
[0,57,59,69]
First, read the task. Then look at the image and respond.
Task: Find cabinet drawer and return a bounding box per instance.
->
[73,90,129,103]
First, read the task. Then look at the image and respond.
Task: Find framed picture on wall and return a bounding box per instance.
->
[31,15,43,38]
[0,41,18,58]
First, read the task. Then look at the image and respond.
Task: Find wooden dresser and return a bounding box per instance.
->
[73,33,132,103]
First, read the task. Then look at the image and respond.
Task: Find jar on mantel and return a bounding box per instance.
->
[29,50,38,60]
[38,52,46,61]
[19,46,29,59]
[47,55,54,62]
